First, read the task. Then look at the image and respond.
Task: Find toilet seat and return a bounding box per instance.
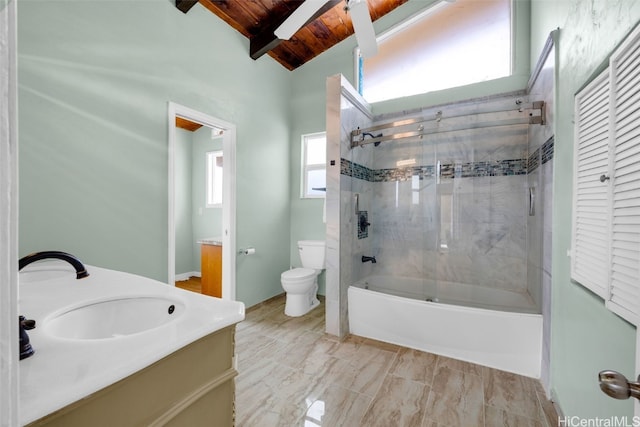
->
[281,268,315,283]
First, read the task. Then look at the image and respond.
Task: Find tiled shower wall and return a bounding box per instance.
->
[326,75,373,337]
[343,95,532,293]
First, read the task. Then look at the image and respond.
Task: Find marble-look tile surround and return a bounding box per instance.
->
[326,74,374,337]
[235,295,559,426]
[342,98,533,294]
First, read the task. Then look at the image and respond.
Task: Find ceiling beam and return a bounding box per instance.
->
[175,0,198,14]
[250,0,342,60]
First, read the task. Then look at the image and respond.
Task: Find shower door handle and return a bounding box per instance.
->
[529,187,535,216]
[355,193,359,215]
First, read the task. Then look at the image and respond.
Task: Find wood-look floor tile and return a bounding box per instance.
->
[235,327,279,360]
[483,368,542,420]
[238,363,321,425]
[324,334,366,360]
[360,375,430,427]
[436,354,484,377]
[306,384,373,426]
[235,295,553,427]
[270,330,325,369]
[345,344,398,396]
[389,348,438,385]
[240,298,284,325]
[235,368,283,426]
[311,354,384,397]
[235,358,286,394]
[426,365,485,426]
[536,391,559,427]
[236,409,294,427]
[260,312,324,342]
[298,350,342,380]
[485,405,545,427]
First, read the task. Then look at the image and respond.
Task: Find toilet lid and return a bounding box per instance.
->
[281,268,315,279]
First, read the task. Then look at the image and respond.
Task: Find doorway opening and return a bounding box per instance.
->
[168,102,236,300]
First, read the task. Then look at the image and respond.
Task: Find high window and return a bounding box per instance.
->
[301,132,326,198]
[358,0,511,102]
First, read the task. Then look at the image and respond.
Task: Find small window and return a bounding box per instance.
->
[206,150,223,207]
[301,132,326,198]
[358,0,511,102]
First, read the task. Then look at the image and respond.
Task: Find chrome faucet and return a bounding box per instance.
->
[362,255,377,263]
[19,251,89,279]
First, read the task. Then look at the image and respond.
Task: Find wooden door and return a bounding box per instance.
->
[201,244,222,298]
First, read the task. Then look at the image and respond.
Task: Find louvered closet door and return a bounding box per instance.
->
[608,29,640,325]
[571,69,611,298]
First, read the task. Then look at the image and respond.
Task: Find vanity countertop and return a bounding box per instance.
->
[197,236,223,246]
[18,262,244,425]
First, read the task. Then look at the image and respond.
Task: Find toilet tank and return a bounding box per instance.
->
[298,240,326,269]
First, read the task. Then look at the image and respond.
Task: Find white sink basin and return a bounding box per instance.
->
[44,296,185,340]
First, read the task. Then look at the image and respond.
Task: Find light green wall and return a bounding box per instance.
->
[530,0,640,419]
[18,0,292,308]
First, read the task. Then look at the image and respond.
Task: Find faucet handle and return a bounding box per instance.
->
[19,315,36,360]
[20,316,36,330]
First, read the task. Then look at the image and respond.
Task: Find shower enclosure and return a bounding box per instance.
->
[345,94,543,315]
[325,67,554,377]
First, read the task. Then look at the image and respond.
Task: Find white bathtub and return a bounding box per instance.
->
[348,276,542,378]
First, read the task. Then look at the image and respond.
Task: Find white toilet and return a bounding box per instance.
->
[281,240,326,317]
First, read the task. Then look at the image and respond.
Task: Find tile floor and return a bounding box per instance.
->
[235,295,558,426]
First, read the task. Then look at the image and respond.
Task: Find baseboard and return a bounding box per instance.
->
[175,271,201,282]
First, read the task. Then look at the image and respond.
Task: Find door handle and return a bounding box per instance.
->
[529,187,535,216]
[599,370,640,400]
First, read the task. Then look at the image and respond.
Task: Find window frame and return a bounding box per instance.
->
[301,132,327,199]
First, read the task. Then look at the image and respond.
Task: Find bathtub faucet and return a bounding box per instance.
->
[19,251,89,279]
[362,255,377,264]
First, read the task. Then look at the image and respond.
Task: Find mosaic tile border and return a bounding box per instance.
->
[340,158,373,181]
[342,158,528,182]
[528,148,540,173]
[341,137,554,182]
[528,136,555,173]
[541,136,554,165]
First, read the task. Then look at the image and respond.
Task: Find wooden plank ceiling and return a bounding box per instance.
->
[176,0,408,70]
[176,116,203,132]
